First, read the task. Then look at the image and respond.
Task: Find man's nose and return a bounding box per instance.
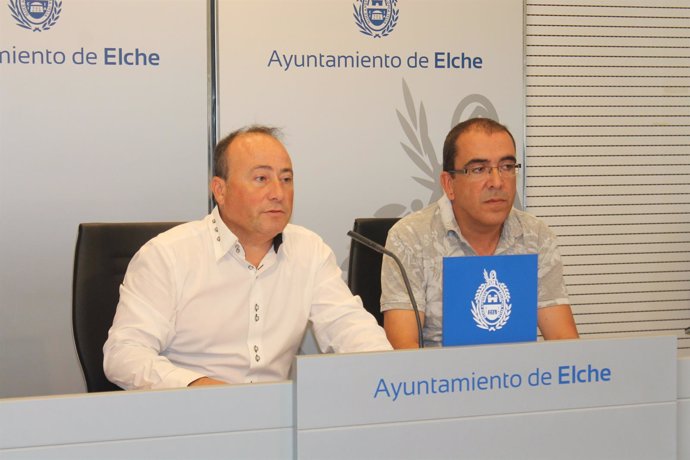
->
[268,179,285,200]
[486,167,503,187]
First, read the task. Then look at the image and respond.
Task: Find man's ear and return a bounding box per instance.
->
[210,176,226,206]
[440,171,455,201]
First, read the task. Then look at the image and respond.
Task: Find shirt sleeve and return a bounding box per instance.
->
[380,222,427,313]
[536,222,570,309]
[103,240,205,390]
[307,240,392,353]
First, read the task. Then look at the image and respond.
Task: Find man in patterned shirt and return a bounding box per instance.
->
[381,118,579,348]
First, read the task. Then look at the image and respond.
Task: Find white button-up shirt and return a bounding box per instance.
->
[104,207,391,390]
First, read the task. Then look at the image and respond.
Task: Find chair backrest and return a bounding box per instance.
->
[72,222,182,392]
[347,217,400,327]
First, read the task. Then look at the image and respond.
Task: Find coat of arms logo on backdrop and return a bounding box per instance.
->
[8,0,61,32]
[353,0,398,38]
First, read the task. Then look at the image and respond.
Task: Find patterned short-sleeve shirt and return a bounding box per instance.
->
[380,195,569,347]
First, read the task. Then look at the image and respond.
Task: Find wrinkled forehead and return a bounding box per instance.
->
[454,129,516,164]
[226,133,292,170]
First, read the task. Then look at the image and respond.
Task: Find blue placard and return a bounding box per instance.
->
[442,254,538,346]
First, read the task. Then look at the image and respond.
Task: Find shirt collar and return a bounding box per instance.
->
[272,232,283,253]
[497,208,519,251]
[209,207,284,261]
[437,194,519,253]
[438,193,463,237]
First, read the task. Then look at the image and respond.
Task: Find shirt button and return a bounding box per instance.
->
[248,265,254,270]
[235,245,240,253]
[255,314,260,322]
[216,236,221,241]
[255,354,260,362]
[254,304,260,311]
[254,345,259,352]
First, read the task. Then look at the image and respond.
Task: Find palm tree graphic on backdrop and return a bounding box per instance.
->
[373,79,511,218]
[340,80,516,272]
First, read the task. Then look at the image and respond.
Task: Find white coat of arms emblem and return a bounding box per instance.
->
[471,269,512,332]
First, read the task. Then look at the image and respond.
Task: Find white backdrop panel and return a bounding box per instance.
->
[0,1,209,397]
[217,0,524,263]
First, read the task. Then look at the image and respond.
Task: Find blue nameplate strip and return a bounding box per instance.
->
[443,254,538,346]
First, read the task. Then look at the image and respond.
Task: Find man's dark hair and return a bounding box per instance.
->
[213,125,282,179]
[442,118,516,172]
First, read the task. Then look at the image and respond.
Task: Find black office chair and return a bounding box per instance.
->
[347,217,400,327]
[72,222,182,392]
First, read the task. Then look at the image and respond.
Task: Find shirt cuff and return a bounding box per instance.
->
[537,298,570,309]
[380,301,422,312]
[156,367,208,389]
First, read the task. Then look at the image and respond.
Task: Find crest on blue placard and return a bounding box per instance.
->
[353,0,398,38]
[471,269,512,332]
[8,0,62,32]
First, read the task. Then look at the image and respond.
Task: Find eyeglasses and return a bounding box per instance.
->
[447,163,521,180]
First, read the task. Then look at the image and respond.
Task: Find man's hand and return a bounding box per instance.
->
[188,377,227,387]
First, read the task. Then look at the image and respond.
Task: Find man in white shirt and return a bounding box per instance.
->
[104,126,392,390]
